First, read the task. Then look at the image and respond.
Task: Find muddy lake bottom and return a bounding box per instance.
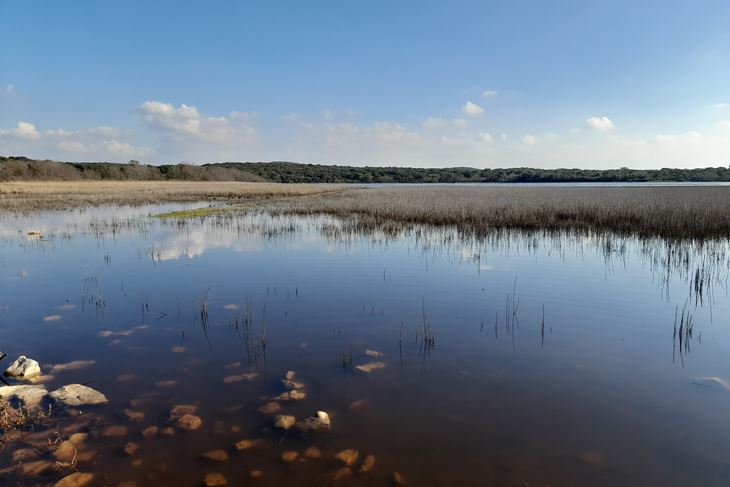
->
[1,204,730,486]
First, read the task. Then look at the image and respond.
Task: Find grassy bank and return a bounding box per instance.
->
[270,186,730,240]
[0,181,346,211]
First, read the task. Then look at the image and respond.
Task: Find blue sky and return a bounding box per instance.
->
[1,1,729,167]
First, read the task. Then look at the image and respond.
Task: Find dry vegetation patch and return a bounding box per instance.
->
[0,181,346,211]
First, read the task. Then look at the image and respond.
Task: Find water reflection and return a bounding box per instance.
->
[1,205,730,486]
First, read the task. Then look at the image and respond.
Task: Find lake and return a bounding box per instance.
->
[1,204,729,486]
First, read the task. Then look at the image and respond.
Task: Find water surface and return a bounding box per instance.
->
[1,205,729,486]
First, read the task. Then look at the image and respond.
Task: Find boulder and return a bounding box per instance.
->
[273,415,296,430]
[295,411,331,432]
[4,355,41,381]
[49,384,108,406]
[0,384,48,407]
[54,472,94,487]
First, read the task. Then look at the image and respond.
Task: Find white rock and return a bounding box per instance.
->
[0,384,48,407]
[49,384,108,406]
[273,415,296,430]
[296,411,331,432]
[4,355,41,381]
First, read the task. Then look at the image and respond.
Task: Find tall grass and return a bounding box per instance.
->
[273,186,730,240]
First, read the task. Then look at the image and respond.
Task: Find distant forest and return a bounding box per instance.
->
[2,156,730,183]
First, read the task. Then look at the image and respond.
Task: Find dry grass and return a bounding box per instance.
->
[272,185,730,239]
[0,180,347,211]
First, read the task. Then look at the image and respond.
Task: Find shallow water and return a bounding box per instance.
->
[1,205,730,486]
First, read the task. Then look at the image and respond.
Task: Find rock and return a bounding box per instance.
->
[335,449,359,466]
[19,460,53,477]
[222,373,259,383]
[202,449,229,462]
[355,361,386,373]
[272,390,307,401]
[295,411,331,432]
[48,360,95,374]
[169,404,197,421]
[0,384,48,407]
[175,414,202,430]
[43,315,62,322]
[123,442,139,455]
[55,472,94,487]
[303,446,322,458]
[102,425,128,437]
[171,346,185,353]
[281,450,299,462]
[141,426,159,439]
[116,373,138,382]
[76,450,96,462]
[12,448,38,462]
[123,409,145,422]
[273,415,296,430]
[393,471,407,485]
[234,439,261,450]
[154,380,178,388]
[364,349,383,358]
[49,384,108,406]
[116,482,138,487]
[281,379,305,390]
[53,440,78,462]
[4,355,41,381]
[69,432,88,445]
[359,454,375,473]
[257,401,282,414]
[131,459,142,467]
[161,426,176,436]
[332,467,352,482]
[249,470,263,479]
[285,370,296,380]
[204,472,227,486]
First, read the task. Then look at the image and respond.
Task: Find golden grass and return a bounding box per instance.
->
[0,180,347,211]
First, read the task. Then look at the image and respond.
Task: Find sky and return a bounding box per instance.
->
[1,1,729,168]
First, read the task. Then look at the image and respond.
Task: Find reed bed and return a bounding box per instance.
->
[272,186,730,240]
[0,180,346,211]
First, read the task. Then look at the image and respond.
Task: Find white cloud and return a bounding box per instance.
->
[476,131,493,143]
[462,101,484,116]
[421,117,467,129]
[521,134,537,146]
[482,89,498,98]
[57,140,89,153]
[719,120,730,132]
[139,100,257,144]
[713,102,728,109]
[585,116,615,132]
[0,121,40,139]
[3,84,14,95]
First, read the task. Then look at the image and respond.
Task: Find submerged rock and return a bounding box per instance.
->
[49,384,108,406]
[48,360,95,374]
[359,454,376,473]
[257,401,282,414]
[0,384,48,407]
[54,472,94,487]
[364,349,384,358]
[249,470,263,479]
[347,398,369,412]
[234,439,261,450]
[4,355,41,381]
[202,449,229,462]
[102,425,129,437]
[141,426,159,439]
[578,450,605,466]
[281,450,299,462]
[168,404,197,421]
[18,460,53,477]
[295,411,331,432]
[123,442,139,456]
[203,472,227,486]
[334,449,359,466]
[393,471,407,485]
[303,446,322,459]
[272,390,306,401]
[332,467,352,482]
[273,415,296,430]
[355,361,386,373]
[12,448,38,462]
[175,414,202,430]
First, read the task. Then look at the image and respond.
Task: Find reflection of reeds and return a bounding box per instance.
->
[673,300,695,365]
[200,288,212,350]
